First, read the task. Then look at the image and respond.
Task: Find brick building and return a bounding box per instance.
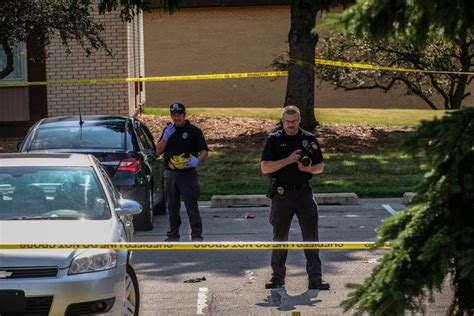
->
[0,10,145,137]
[143,0,464,109]
[2,1,472,138]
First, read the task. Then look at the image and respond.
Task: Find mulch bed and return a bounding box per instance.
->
[139,114,412,153]
[0,115,412,154]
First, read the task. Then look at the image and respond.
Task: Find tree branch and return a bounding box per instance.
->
[426,72,450,103]
[337,72,439,109]
[337,76,397,92]
[396,76,438,110]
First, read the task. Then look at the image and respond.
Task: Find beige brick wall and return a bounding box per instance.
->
[144,5,472,109]
[46,9,145,117]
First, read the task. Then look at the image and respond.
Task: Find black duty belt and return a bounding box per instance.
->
[165,168,195,173]
[278,183,308,191]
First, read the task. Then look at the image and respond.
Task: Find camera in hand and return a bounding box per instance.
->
[299,142,318,166]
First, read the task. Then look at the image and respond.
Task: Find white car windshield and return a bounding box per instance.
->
[0,167,110,220]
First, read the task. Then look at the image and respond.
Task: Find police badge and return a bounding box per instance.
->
[182,132,188,139]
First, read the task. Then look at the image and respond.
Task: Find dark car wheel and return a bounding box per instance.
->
[124,264,140,316]
[133,188,154,231]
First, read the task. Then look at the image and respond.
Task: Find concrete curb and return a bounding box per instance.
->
[210,193,359,208]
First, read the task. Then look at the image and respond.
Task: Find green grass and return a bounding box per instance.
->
[198,148,428,200]
[143,107,449,127]
[143,107,434,198]
[315,108,447,127]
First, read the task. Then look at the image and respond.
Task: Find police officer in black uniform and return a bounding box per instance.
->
[157,103,208,241]
[261,105,329,290]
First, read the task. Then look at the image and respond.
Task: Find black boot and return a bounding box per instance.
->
[308,280,330,290]
[265,279,285,289]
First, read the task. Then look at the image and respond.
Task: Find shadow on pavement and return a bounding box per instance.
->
[257,288,322,311]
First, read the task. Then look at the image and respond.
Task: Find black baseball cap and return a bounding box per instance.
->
[170,102,186,114]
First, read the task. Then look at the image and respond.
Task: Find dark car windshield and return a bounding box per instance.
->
[0,167,111,220]
[30,124,125,151]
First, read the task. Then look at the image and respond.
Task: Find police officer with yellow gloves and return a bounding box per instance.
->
[260,105,329,291]
[157,103,208,242]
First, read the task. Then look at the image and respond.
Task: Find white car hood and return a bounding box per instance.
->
[0,220,119,268]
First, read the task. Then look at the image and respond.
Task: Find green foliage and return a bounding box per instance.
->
[98,0,179,21]
[0,0,107,79]
[316,33,474,110]
[98,0,149,22]
[0,0,176,79]
[320,0,474,45]
[342,109,474,315]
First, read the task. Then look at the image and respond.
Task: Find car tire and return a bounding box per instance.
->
[124,264,140,316]
[133,187,154,231]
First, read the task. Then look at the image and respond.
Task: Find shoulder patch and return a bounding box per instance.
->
[269,129,283,137]
[300,129,315,137]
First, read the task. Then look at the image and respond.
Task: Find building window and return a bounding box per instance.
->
[0,42,27,81]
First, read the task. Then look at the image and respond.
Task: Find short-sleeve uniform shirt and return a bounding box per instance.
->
[261,128,323,185]
[160,121,208,171]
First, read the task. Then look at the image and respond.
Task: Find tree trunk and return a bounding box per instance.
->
[449,40,471,109]
[284,0,318,132]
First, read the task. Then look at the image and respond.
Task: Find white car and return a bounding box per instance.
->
[0,153,142,315]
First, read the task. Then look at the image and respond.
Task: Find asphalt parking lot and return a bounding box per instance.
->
[133,198,450,315]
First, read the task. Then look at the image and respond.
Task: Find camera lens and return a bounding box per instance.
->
[300,156,311,166]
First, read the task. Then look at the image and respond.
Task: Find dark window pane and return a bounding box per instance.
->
[0,167,110,220]
[31,125,125,150]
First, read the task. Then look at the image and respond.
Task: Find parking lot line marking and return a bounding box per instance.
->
[382,204,398,216]
[197,287,208,315]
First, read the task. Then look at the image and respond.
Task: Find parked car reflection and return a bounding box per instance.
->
[18,115,166,231]
[0,153,141,315]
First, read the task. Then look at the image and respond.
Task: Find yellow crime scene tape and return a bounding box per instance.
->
[1,58,473,88]
[0,71,289,87]
[315,59,474,75]
[0,241,390,250]
[294,58,474,75]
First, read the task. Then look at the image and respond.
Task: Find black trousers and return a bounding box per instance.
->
[164,169,202,239]
[269,184,322,284]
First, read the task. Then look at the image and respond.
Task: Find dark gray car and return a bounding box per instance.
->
[18,116,165,231]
